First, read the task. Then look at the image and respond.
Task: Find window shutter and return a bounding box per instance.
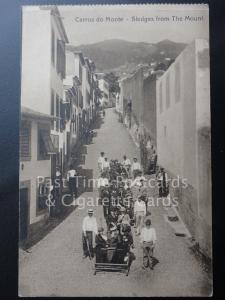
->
[20,122,31,159]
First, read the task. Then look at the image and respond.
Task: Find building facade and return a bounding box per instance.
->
[156,39,211,258]
[20,6,68,243]
[63,75,82,169]
[20,107,56,244]
[96,73,110,107]
[21,5,68,176]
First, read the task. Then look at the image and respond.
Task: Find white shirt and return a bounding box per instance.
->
[97,177,109,188]
[82,216,98,234]
[56,171,61,177]
[103,160,110,169]
[98,157,105,169]
[131,162,141,171]
[146,140,152,149]
[122,159,131,166]
[134,200,146,215]
[140,227,157,243]
[67,169,77,180]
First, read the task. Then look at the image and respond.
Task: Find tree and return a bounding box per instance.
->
[104,72,120,94]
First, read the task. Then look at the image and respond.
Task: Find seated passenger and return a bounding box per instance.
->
[95,227,108,263]
[107,224,120,262]
[117,224,135,265]
[120,222,133,249]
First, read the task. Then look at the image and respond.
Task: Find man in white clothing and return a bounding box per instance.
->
[98,152,105,174]
[122,155,131,177]
[140,218,157,269]
[131,157,141,179]
[102,157,110,177]
[134,196,146,235]
[97,173,109,189]
[82,208,98,259]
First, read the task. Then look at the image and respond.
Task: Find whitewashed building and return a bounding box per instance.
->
[20,6,68,242]
[96,73,110,107]
[156,39,211,258]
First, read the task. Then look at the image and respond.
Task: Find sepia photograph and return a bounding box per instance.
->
[19,4,212,297]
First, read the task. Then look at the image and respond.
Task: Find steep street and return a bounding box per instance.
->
[19,108,211,297]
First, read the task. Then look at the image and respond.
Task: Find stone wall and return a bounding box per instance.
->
[143,74,157,144]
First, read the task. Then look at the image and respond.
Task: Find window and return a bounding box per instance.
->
[37,177,51,212]
[38,128,55,160]
[60,99,65,132]
[86,92,91,104]
[164,126,167,137]
[51,90,54,130]
[55,94,60,131]
[51,90,54,116]
[51,29,55,65]
[79,63,82,83]
[87,71,91,84]
[175,62,181,103]
[74,110,77,132]
[166,74,170,109]
[72,114,76,133]
[159,82,163,113]
[56,39,66,79]
[20,121,31,160]
[79,93,83,109]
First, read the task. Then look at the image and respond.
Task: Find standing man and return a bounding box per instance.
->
[134,195,146,235]
[67,164,78,200]
[102,157,110,177]
[82,208,98,259]
[157,167,169,198]
[140,218,157,269]
[54,166,62,214]
[122,155,131,177]
[131,157,141,179]
[146,136,152,151]
[97,172,109,201]
[101,184,111,220]
[98,152,105,174]
[139,178,148,210]
[149,150,158,174]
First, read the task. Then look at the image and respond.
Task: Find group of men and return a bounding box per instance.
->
[98,151,142,179]
[82,207,157,270]
[81,152,158,270]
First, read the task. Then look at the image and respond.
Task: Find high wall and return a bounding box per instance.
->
[195,39,211,257]
[143,74,157,144]
[156,39,211,258]
[129,68,144,123]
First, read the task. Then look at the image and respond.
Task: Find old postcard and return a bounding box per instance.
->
[19,4,212,297]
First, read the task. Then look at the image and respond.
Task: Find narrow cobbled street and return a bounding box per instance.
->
[19,108,211,297]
